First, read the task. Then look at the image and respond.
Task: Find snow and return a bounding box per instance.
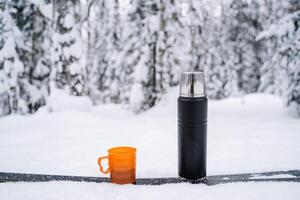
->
[249,174,296,179]
[0,88,300,199]
[28,0,53,19]
[64,14,75,29]
[69,62,82,76]
[39,4,53,20]
[0,182,300,200]
[130,83,144,111]
[43,86,93,113]
[27,0,44,6]
[256,11,300,41]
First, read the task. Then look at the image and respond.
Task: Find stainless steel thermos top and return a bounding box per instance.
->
[179,72,205,98]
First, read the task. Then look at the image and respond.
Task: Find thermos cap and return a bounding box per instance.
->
[179,72,205,98]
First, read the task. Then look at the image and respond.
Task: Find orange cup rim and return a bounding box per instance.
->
[108,146,137,154]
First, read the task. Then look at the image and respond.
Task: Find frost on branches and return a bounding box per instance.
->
[0,0,50,116]
[0,2,24,115]
[85,0,123,104]
[86,0,189,113]
[0,0,300,116]
[127,0,189,113]
[257,3,300,115]
[52,0,84,96]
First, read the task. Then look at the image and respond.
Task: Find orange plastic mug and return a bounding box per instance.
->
[97,146,137,184]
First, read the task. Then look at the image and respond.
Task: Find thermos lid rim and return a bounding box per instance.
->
[179,71,206,98]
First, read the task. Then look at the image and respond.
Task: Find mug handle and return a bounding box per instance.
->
[97,156,110,174]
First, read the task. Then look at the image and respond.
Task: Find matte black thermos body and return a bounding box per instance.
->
[178,72,207,180]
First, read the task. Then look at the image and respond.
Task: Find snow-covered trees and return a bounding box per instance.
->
[127,0,183,112]
[257,1,300,115]
[193,0,265,99]
[13,0,51,114]
[226,0,263,94]
[124,0,158,112]
[52,0,84,96]
[256,0,290,94]
[0,0,50,116]
[127,0,191,112]
[207,0,265,97]
[0,0,24,116]
[0,0,299,116]
[199,1,240,99]
[85,0,123,104]
[86,0,189,112]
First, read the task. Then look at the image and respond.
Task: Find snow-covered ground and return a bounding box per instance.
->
[0,88,300,199]
[1,182,300,200]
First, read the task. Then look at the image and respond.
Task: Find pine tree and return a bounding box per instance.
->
[122,0,156,112]
[85,0,123,104]
[0,0,51,116]
[199,1,239,99]
[155,0,188,88]
[0,0,24,116]
[257,1,300,115]
[127,0,189,112]
[52,0,84,96]
[226,0,264,94]
[257,0,290,94]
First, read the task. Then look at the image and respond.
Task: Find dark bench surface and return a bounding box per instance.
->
[1,170,299,185]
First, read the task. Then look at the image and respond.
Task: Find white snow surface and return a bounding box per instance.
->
[0,182,299,200]
[0,87,300,199]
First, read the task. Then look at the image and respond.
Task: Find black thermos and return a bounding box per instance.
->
[178,72,207,180]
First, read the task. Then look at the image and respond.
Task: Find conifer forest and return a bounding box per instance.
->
[0,0,300,116]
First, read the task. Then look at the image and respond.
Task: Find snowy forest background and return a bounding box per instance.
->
[0,0,299,117]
